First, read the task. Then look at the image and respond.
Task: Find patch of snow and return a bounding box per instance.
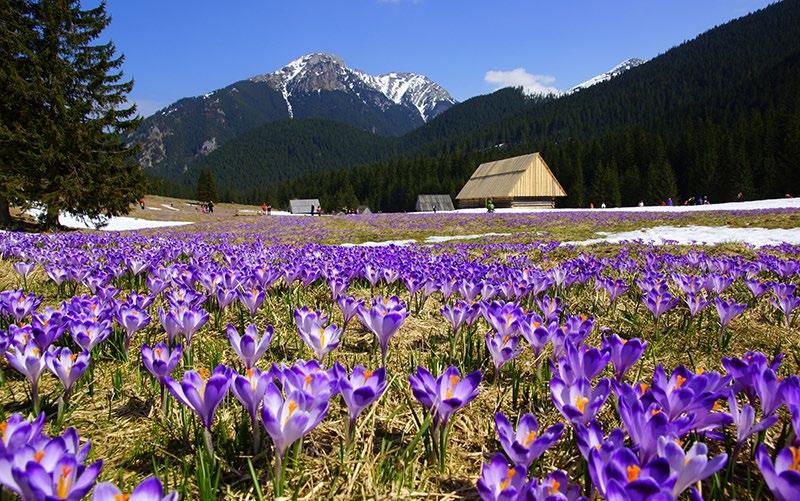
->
[147,207,162,211]
[161,204,180,211]
[424,232,511,243]
[340,239,416,248]
[24,207,192,231]
[569,225,800,247]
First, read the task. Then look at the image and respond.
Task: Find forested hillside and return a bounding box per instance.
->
[152,0,800,211]
[262,0,800,211]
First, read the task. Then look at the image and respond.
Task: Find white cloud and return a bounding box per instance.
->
[484,68,562,96]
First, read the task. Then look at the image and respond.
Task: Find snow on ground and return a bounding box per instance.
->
[340,232,512,247]
[147,207,162,211]
[416,197,800,214]
[340,239,416,248]
[570,225,800,247]
[424,232,512,243]
[160,204,180,211]
[58,213,192,231]
[25,207,192,231]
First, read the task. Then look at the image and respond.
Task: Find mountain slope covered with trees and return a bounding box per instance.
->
[262,0,800,211]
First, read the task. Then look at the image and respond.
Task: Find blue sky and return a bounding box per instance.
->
[101,0,776,116]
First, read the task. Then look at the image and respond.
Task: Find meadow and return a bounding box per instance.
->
[2,206,800,500]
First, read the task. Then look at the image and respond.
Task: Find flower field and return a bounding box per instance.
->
[2,209,800,500]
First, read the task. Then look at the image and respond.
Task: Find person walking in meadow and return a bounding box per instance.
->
[486,198,495,213]
[310,204,315,216]
[261,202,267,215]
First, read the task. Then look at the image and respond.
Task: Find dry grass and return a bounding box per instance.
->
[1,232,799,499]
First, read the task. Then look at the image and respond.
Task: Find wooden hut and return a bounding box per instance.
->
[456,153,567,208]
[415,194,454,212]
[289,199,321,214]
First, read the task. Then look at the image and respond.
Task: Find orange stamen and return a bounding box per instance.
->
[575,396,589,414]
[548,478,561,495]
[626,465,641,483]
[500,468,516,490]
[790,447,800,472]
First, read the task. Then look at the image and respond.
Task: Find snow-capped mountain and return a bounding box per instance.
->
[569,58,645,93]
[130,53,456,176]
[250,53,455,122]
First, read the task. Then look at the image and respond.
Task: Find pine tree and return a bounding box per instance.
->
[0,0,38,227]
[196,169,217,202]
[18,0,145,228]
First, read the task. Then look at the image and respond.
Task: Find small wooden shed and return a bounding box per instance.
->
[289,199,321,214]
[415,194,454,212]
[456,152,567,208]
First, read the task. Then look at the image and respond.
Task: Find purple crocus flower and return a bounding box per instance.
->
[0,412,46,456]
[13,261,36,281]
[357,296,408,366]
[685,292,710,317]
[69,318,112,352]
[782,376,800,441]
[484,301,524,338]
[643,289,678,321]
[9,451,103,501]
[574,419,625,461]
[408,365,482,427]
[590,447,676,500]
[476,453,527,501]
[518,313,554,358]
[536,295,563,322]
[771,292,800,327]
[6,341,47,413]
[142,342,183,381]
[727,392,777,446]
[157,308,182,345]
[177,307,208,345]
[550,376,610,425]
[722,351,783,399]
[714,296,747,332]
[334,363,388,441]
[754,367,784,416]
[31,307,66,350]
[165,365,232,430]
[440,300,475,337]
[115,304,151,353]
[226,323,273,369]
[494,412,564,468]
[260,382,329,458]
[232,367,271,452]
[337,295,363,329]
[232,367,271,423]
[602,334,647,381]
[275,359,339,404]
[6,291,43,323]
[92,476,177,501]
[555,340,610,384]
[522,470,585,501]
[486,331,523,379]
[44,347,90,396]
[756,443,800,501]
[657,436,727,497]
[238,287,265,316]
[294,308,342,362]
[745,278,770,298]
